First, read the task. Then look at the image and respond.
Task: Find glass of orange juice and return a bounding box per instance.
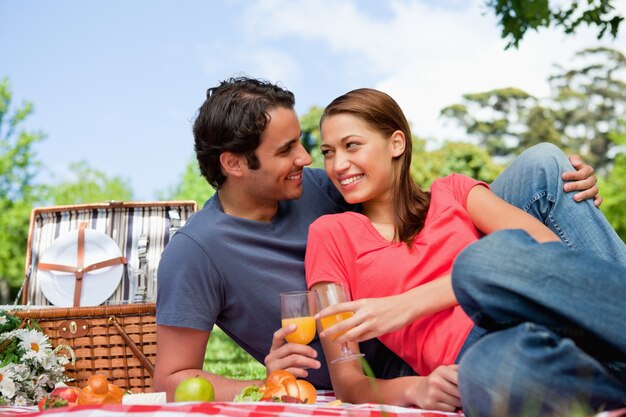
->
[314,283,365,364]
[280,291,316,345]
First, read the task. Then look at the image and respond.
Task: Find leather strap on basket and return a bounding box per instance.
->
[38,222,127,307]
[108,316,155,376]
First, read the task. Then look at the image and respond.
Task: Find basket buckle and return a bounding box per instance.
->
[58,319,89,339]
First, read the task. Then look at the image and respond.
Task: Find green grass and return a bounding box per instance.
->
[203,326,266,380]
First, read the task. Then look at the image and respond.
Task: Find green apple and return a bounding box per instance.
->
[174,377,215,402]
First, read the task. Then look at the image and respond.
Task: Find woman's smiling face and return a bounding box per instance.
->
[320,113,404,206]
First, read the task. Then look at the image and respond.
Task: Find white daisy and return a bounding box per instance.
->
[11,364,29,381]
[12,395,28,407]
[41,355,56,371]
[17,330,51,362]
[0,315,74,405]
[0,365,17,399]
[36,374,49,387]
[0,315,7,325]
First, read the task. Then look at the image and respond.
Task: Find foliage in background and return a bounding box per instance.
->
[0,78,45,298]
[488,0,623,49]
[204,327,265,380]
[440,87,540,158]
[441,47,626,172]
[163,157,215,208]
[598,124,626,239]
[549,47,626,170]
[411,141,504,188]
[300,106,325,169]
[44,161,132,205]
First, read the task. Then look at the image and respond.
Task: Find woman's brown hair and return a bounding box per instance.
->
[321,88,430,246]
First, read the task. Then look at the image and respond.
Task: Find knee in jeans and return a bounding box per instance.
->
[453,230,538,298]
[454,231,527,277]
[520,143,571,174]
[453,236,498,292]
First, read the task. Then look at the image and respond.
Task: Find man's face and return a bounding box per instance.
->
[242,107,313,202]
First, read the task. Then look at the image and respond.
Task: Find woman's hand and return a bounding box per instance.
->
[264,325,321,378]
[410,365,461,411]
[563,154,602,207]
[315,295,412,343]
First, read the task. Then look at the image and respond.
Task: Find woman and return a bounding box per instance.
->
[304,88,626,416]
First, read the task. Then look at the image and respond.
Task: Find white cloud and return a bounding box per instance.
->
[243,0,626,140]
[249,48,301,87]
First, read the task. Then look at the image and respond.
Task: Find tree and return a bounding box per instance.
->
[299,106,325,168]
[598,123,626,241]
[549,47,626,171]
[44,161,133,205]
[163,158,215,207]
[411,141,503,189]
[440,87,559,157]
[0,78,45,302]
[488,0,624,49]
[440,47,626,167]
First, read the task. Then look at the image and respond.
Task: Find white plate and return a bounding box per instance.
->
[38,229,123,307]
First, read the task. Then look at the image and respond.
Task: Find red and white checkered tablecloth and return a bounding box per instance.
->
[0,403,461,417]
[0,391,624,417]
[0,391,462,417]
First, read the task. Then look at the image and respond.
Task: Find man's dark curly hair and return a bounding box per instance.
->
[193,77,296,189]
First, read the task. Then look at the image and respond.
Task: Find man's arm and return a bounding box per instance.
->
[154,325,263,401]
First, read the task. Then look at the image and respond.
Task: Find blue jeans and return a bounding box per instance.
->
[490,143,626,264]
[454,144,626,416]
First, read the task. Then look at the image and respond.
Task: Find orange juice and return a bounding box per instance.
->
[282,316,316,344]
[320,312,354,340]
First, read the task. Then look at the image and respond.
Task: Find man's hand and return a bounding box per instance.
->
[264,325,320,378]
[563,154,602,207]
[411,365,461,411]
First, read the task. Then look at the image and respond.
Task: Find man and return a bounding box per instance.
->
[154,77,602,401]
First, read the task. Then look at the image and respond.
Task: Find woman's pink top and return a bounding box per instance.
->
[305,174,487,376]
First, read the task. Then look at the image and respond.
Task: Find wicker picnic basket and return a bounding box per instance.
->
[13,201,197,392]
[14,303,157,392]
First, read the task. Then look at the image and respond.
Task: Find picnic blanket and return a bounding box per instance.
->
[1,391,624,417]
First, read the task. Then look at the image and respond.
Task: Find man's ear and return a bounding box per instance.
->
[390,130,406,158]
[219,152,245,178]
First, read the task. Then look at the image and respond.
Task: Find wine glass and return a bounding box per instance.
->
[280,291,316,345]
[313,283,364,364]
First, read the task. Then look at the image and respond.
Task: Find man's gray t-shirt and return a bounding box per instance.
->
[157,168,414,389]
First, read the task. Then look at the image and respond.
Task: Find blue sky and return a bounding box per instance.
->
[2,0,625,200]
